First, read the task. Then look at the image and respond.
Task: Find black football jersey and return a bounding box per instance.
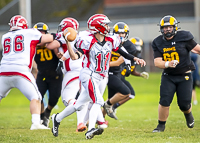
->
[34,45,59,75]
[152,30,197,75]
[109,40,137,74]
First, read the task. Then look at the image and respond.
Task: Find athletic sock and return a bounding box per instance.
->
[40,112,45,120]
[44,108,51,119]
[88,103,101,130]
[56,104,76,123]
[113,102,120,109]
[32,114,40,124]
[158,120,166,125]
[107,100,112,105]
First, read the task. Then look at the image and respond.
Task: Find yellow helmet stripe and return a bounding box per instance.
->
[43,24,48,31]
[130,38,137,44]
[160,19,164,26]
[124,25,128,32]
[114,25,118,32]
[169,17,175,25]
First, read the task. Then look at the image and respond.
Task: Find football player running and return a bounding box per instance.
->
[152,15,200,132]
[33,22,63,127]
[103,22,137,120]
[0,15,55,130]
[51,14,146,139]
[112,36,149,112]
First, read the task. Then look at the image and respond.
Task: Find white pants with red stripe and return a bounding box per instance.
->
[0,71,42,101]
[61,71,80,106]
[73,69,108,110]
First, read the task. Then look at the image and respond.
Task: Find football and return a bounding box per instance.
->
[63,27,77,42]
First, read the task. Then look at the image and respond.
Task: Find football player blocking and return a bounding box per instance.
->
[0,15,55,130]
[51,14,146,139]
[152,15,200,132]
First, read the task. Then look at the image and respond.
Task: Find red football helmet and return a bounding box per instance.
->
[9,15,28,31]
[57,17,79,32]
[87,14,111,36]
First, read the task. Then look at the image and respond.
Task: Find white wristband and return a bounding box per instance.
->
[165,61,169,68]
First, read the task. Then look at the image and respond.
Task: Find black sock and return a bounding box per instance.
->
[113,103,120,109]
[41,112,45,120]
[184,112,192,117]
[107,100,112,105]
[44,108,51,118]
[158,120,166,125]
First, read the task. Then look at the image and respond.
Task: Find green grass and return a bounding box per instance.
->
[0,72,200,143]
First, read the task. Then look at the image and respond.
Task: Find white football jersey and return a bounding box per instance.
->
[56,32,83,74]
[76,30,120,76]
[1,29,42,71]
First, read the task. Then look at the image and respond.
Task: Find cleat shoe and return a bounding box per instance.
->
[85,128,104,139]
[76,123,87,132]
[103,102,118,120]
[30,123,50,130]
[184,112,194,128]
[97,121,108,129]
[51,114,60,137]
[152,124,165,133]
[42,116,50,127]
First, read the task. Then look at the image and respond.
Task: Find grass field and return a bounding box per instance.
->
[0,72,200,143]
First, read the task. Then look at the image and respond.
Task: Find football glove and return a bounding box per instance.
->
[140,72,149,79]
[124,64,131,77]
[56,59,64,74]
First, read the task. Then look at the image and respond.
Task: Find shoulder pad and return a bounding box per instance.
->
[174,30,194,42]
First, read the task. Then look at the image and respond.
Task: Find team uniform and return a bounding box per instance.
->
[56,32,83,106]
[34,44,62,111]
[51,14,144,139]
[120,40,139,98]
[108,40,134,99]
[74,30,120,109]
[0,28,42,101]
[152,31,196,108]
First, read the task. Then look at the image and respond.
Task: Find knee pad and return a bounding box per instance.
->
[179,103,191,111]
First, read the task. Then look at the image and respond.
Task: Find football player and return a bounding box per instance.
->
[103,22,136,120]
[152,15,200,132]
[112,37,149,112]
[33,22,63,127]
[51,14,146,139]
[0,15,55,130]
[46,17,89,132]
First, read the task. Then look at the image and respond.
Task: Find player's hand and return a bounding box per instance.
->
[56,59,64,74]
[57,52,64,59]
[140,72,149,79]
[134,57,146,67]
[165,60,179,68]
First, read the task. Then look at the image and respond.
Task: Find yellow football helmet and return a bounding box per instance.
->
[113,22,129,41]
[33,22,49,34]
[130,37,143,52]
[159,15,179,38]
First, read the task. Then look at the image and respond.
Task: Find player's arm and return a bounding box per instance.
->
[40,33,56,46]
[154,57,178,69]
[191,44,200,54]
[110,56,124,67]
[117,47,146,67]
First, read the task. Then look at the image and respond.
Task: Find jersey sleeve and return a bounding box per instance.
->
[152,39,163,58]
[111,34,121,51]
[186,39,197,51]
